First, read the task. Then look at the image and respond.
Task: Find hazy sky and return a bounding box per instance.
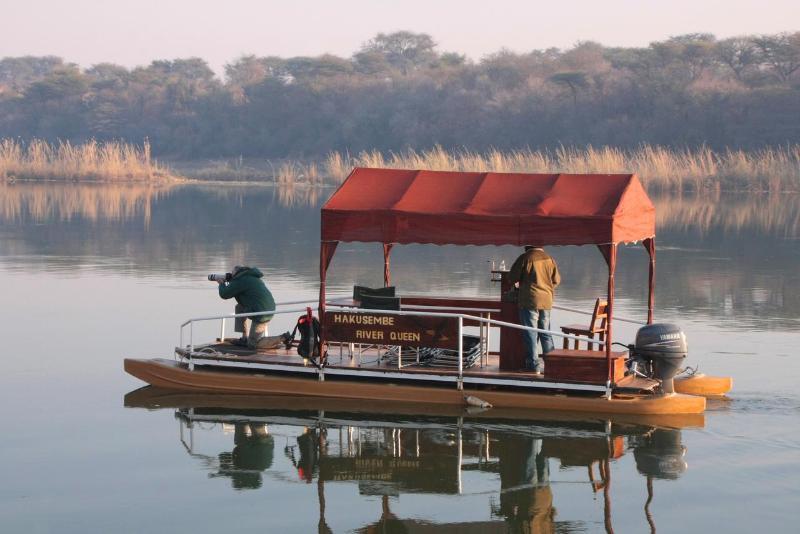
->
[1,0,798,76]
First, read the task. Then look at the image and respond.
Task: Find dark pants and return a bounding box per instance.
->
[518,308,554,372]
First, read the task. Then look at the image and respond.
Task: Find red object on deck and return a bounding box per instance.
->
[319,168,658,383]
[542,349,628,383]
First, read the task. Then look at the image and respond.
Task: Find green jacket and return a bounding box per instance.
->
[508,248,561,310]
[218,267,275,323]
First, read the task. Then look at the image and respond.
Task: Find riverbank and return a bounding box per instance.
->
[168,158,325,184]
[4,139,798,192]
[324,145,800,192]
[172,145,800,192]
[0,139,177,182]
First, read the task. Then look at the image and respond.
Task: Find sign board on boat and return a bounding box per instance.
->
[323,311,459,349]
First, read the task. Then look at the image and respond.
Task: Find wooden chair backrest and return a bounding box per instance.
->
[589,299,609,333]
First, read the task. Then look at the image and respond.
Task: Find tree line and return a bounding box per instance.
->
[1,31,799,158]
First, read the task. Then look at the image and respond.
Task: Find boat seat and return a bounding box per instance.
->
[352,285,400,310]
[560,298,608,350]
[359,294,401,310]
[353,285,396,300]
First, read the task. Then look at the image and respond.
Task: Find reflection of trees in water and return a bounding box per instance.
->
[0,181,172,225]
[654,192,800,238]
[184,183,325,208]
[3,184,798,322]
[0,184,321,275]
[0,182,325,228]
[4,184,798,238]
[275,184,325,208]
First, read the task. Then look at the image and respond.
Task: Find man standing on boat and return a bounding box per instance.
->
[508,247,561,373]
[216,265,275,348]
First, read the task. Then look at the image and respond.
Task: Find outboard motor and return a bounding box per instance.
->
[630,323,687,394]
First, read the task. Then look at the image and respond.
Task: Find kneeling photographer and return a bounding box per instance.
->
[210,265,275,348]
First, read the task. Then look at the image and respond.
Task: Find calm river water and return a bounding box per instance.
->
[1,182,798,533]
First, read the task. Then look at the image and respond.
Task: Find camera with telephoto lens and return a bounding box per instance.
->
[207,273,232,282]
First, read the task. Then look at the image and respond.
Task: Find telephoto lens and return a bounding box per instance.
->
[207,273,231,282]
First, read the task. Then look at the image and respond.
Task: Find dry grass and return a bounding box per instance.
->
[270,162,325,205]
[5,138,798,192]
[323,151,351,185]
[0,138,176,182]
[322,145,800,192]
[273,161,323,186]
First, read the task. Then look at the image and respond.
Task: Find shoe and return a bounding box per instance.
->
[231,337,248,347]
[523,365,543,376]
[280,332,293,349]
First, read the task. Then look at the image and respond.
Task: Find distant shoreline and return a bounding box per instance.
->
[171,145,800,192]
[3,139,798,192]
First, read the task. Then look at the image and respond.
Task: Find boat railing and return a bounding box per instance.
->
[179,301,320,354]
[179,296,644,353]
[327,304,607,387]
[179,299,616,390]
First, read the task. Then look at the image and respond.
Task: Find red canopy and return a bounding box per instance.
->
[319,167,658,384]
[322,168,655,246]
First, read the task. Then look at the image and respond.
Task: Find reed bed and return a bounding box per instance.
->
[4,138,797,191]
[323,145,800,192]
[0,138,174,182]
[274,161,322,186]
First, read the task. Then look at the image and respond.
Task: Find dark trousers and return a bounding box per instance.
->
[518,308,554,371]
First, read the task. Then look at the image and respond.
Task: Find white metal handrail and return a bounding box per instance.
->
[178,298,620,391]
[179,302,319,353]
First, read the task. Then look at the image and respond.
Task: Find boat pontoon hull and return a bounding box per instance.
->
[673,373,733,397]
[124,358,706,415]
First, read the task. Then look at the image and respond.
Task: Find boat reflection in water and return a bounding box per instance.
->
[125,388,699,533]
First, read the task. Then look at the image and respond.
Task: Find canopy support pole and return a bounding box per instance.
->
[319,241,339,361]
[600,244,618,395]
[643,237,656,324]
[383,243,394,287]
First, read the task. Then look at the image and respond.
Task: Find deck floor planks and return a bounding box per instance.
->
[181,342,605,384]
[181,342,656,391]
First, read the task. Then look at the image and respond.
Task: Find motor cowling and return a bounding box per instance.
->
[631,323,687,394]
